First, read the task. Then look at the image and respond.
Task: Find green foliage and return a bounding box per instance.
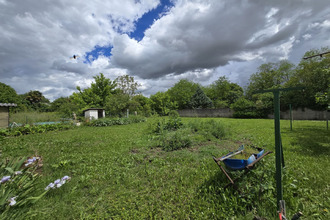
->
[71,73,117,114]
[87,116,146,127]
[204,76,243,107]
[91,73,117,107]
[150,118,227,152]
[105,93,130,116]
[283,48,330,110]
[152,115,183,134]
[0,82,20,104]
[115,75,140,97]
[0,157,47,219]
[10,111,63,124]
[50,97,79,118]
[231,97,258,118]
[189,86,213,109]
[187,119,227,139]
[167,79,199,109]
[0,118,328,219]
[1,123,74,137]
[129,94,152,117]
[150,91,177,115]
[21,90,50,112]
[246,60,295,97]
[155,128,193,151]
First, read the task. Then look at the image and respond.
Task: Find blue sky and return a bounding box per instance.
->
[0,0,330,101]
[85,0,173,63]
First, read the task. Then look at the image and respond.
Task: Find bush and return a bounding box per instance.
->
[88,116,146,127]
[231,98,259,118]
[152,117,183,134]
[0,123,74,137]
[187,119,227,139]
[156,129,192,151]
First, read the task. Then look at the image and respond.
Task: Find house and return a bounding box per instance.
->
[83,108,105,121]
[0,103,17,128]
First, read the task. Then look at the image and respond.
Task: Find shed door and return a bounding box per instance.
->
[98,110,103,118]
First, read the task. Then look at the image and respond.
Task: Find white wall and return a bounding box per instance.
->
[84,110,99,120]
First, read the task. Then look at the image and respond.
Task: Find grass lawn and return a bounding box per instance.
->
[1,117,329,219]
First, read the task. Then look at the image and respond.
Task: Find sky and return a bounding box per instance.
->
[1,0,330,101]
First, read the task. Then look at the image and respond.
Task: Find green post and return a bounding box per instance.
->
[274,91,283,206]
[289,104,292,131]
[254,87,304,211]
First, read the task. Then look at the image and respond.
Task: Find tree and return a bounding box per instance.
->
[204,76,243,108]
[150,92,177,115]
[72,73,117,111]
[246,60,295,97]
[105,93,130,116]
[189,86,213,109]
[129,94,152,116]
[90,73,117,107]
[167,79,199,109]
[231,97,258,118]
[0,82,19,104]
[22,90,50,111]
[50,97,79,118]
[282,48,330,110]
[115,75,140,97]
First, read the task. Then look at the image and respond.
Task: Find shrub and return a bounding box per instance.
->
[152,116,183,134]
[88,116,146,127]
[157,129,192,151]
[231,98,259,118]
[0,123,74,137]
[187,119,227,139]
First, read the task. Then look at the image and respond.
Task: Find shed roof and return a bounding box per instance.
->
[0,103,17,107]
[83,108,104,113]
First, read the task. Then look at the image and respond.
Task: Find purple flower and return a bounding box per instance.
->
[24,156,40,166]
[45,175,71,190]
[9,196,17,206]
[45,182,55,190]
[0,176,11,184]
[14,171,22,175]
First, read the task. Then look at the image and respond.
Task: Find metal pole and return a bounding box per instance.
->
[274,91,283,208]
[289,104,292,131]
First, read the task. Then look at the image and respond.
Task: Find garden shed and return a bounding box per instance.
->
[83,108,105,121]
[0,103,17,128]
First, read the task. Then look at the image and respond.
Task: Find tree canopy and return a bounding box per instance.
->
[166,79,199,109]
[0,82,19,104]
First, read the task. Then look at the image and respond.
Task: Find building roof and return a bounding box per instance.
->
[83,108,105,113]
[0,103,17,107]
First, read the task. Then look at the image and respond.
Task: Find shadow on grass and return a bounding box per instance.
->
[284,126,330,156]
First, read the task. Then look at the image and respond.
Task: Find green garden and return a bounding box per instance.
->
[0,116,329,219]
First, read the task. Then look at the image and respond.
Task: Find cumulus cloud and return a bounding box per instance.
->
[0,0,329,101]
[111,0,330,79]
[0,0,159,100]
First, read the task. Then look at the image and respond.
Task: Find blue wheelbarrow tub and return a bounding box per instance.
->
[223,149,265,170]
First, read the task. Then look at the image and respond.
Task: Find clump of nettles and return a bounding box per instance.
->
[0,156,71,219]
[150,111,228,151]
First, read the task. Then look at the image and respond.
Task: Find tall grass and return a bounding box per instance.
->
[10,112,66,125]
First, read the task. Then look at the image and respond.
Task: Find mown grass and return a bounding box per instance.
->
[0,118,329,219]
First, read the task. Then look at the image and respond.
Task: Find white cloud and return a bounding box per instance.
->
[0,0,330,101]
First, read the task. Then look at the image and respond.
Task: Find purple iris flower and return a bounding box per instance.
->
[0,176,11,183]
